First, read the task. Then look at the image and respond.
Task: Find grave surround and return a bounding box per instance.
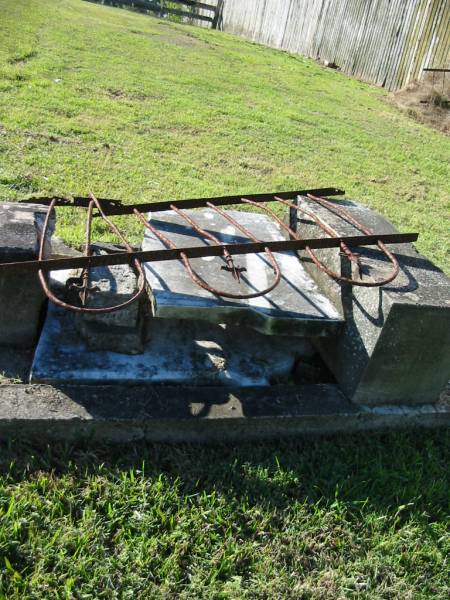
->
[0,203,54,347]
[31,210,328,386]
[0,197,449,442]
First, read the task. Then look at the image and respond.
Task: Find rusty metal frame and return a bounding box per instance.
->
[6,188,419,313]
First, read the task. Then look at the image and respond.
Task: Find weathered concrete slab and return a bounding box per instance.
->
[31,303,315,386]
[0,202,54,348]
[294,196,450,405]
[0,383,448,443]
[142,209,343,336]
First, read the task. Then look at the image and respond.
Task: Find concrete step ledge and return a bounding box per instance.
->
[0,384,448,443]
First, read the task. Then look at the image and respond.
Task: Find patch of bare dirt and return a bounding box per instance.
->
[23,131,82,145]
[129,24,205,48]
[106,88,162,102]
[388,73,450,134]
[153,31,205,49]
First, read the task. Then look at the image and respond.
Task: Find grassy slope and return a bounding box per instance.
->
[0,0,449,271]
[0,1,449,598]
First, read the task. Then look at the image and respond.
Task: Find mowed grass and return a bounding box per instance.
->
[0,1,449,598]
[0,0,449,271]
[0,434,449,599]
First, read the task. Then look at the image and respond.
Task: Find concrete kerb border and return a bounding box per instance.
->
[0,383,448,443]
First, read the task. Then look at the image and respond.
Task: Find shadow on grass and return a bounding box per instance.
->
[1,429,448,520]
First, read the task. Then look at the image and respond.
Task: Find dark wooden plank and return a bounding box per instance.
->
[110,0,214,21]
[169,0,216,12]
[160,6,213,22]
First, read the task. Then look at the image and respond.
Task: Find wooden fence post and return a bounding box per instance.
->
[212,0,223,29]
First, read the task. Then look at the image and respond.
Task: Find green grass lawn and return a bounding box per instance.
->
[0,1,449,597]
[0,434,449,599]
[0,0,449,272]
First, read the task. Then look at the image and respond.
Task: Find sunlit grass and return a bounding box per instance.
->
[0,0,449,271]
[0,432,449,598]
[0,1,449,597]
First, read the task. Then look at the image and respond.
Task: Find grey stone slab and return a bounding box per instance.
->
[294,196,450,405]
[0,383,448,443]
[142,209,343,336]
[0,202,54,348]
[80,254,141,327]
[50,237,83,260]
[0,202,53,260]
[30,303,315,386]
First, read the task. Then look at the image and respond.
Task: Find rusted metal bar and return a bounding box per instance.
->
[169,204,243,282]
[19,196,124,210]
[204,201,282,296]
[242,197,370,286]
[276,195,393,286]
[1,233,419,275]
[275,196,361,266]
[80,198,95,306]
[18,187,344,215]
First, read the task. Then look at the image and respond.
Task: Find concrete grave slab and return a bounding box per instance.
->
[142,209,343,336]
[0,202,54,348]
[294,196,450,405]
[31,303,315,386]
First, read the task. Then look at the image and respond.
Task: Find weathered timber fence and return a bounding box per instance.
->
[196,0,450,90]
[96,0,218,25]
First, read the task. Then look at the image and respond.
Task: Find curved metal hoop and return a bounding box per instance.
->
[38,195,147,314]
[266,195,400,287]
[305,194,399,286]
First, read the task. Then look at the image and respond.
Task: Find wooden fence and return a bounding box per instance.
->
[197,0,450,90]
[97,0,219,25]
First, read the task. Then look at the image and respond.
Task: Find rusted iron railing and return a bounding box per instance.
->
[1,188,419,314]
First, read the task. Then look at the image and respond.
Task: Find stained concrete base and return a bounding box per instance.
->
[0,383,448,442]
[31,304,315,386]
[75,249,151,355]
[0,202,54,347]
